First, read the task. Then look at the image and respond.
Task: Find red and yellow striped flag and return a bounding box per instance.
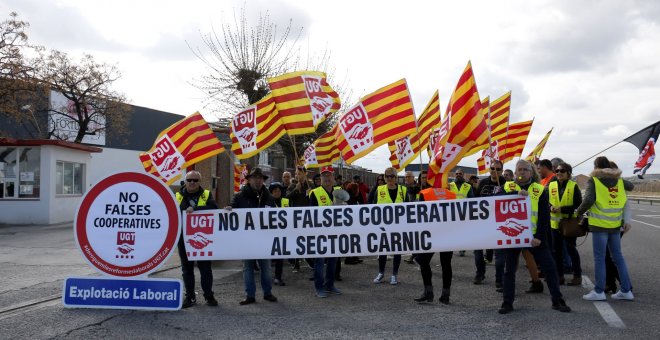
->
[335,79,417,164]
[302,124,340,168]
[387,90,441,170]
[427,62,488,188]
[525,128,553,162]
[499,119,534,162]
[233,164,248,193]
[489,91,511,140]
[139,112,225,185]
[464,96,491,156]
[268,71,341,135]
[230,94,286,159]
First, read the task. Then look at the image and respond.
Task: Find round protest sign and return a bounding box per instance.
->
[74,172,181,277]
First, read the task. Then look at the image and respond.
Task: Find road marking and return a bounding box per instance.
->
[637,215,660,218]
[632,219,660,229]
[582,276,626,328]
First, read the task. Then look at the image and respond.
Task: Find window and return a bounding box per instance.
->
[0,146,40,199]
[56,161,85,195]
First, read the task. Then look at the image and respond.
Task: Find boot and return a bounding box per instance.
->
[414,285,434,303]
[525,280,544,293]
[439,288,450,304]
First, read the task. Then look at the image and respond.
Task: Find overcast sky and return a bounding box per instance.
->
[3,0,659,176]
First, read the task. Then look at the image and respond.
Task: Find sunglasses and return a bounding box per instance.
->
[385,175,396,179]
[186,179,200,183]
[556,169,568,174]
[490,167,503,171]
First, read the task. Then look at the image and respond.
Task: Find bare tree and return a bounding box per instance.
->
[0,12,45,137]
[34,51,132,143]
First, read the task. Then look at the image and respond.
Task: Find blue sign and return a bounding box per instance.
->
[63,277,182,310]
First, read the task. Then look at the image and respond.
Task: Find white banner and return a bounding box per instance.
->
[183,195,534,260]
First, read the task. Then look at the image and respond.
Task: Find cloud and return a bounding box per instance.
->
[603,124,631,137]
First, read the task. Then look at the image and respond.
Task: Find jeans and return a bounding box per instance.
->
[378,255,401,275]
[494,249,505,284]
[243,259,272,298]
[177,236,213,298]
[502,245,563,305]
[314,257,338,291]
[592,231,632,293]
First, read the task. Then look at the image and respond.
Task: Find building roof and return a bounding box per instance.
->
[0,137,103,153]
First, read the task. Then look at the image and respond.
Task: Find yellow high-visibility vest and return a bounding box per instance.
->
[449,182,471,199]
[588,177,626,229]
[549,180,577,230]
[376,185,407,204]
[311,186,333,206]
[176,190,210,207]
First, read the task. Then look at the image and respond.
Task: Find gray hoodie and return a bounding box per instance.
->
[576,168,634,233]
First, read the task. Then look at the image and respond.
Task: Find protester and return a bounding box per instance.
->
[176,170,218,308]
[367,174,386,204]
[473,160,506,286]
[286,166,314,272]
[405,172,429,264]
[449,168,474,199]
[548,162,583,286]
[373,167,409,286]
[308,166,342,298]
[312,173,322,188]
[538,159,555,186]
[604,161,632,293]
[414,181,456,304]
[230,168,278,305]
[353,175,370,203]
[269,182,289,286]
[503,169,514,182]
[499,160,570,314]
[577,156,634,301]
[282,171,292,188]
[404,171,416,189]
[469,175,479,193]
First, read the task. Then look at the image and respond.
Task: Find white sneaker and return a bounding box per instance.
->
[373,273,384,283]
[611,290,634,300]
[390,275,398,285]
[583,290,606,301]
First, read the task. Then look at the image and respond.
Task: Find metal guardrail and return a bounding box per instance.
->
[628,195,660,205]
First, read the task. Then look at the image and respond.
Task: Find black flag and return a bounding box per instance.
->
[623,121,660,152]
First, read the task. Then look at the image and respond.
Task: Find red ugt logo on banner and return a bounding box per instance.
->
[186,214,215,250]
[494,198,529,237]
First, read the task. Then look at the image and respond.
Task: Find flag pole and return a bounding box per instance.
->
[289,134,300,168]
[573,141,623,168]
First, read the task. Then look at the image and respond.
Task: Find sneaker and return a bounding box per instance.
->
[263,294,278,302]
[316,290,328,298]
[182,296,196,309]
[498,302,514,314]
[390,275,398,285]
[611,290,634,301]
[473,275,485,285]
[373,273,384,284]
[582,290,606,301]
[205,295,218,307]
[239,297,256,305]
[325,286,342,295]
[552,299,571,312]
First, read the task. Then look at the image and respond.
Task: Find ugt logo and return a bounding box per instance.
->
[232,106,258,153]
[116,231,135,257]
[339,104,373,154]
[303,144,317,165]
[494,198,529,237]
[186,213,215,250]
[302,75,334,125]
[148,135,184,182]
[608,186,619,199]
[395,137,414,163]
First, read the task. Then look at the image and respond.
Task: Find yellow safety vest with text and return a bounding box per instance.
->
[588,177,626,229]
[449,182,471,199]
[277,198,290,208]
[504,181,544,234]
[548,181,577,229]
[376,185,407,204]
[175,190,210,207]
[311,186,333,207]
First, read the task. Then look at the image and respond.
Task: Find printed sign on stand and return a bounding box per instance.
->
[64,172,182,310]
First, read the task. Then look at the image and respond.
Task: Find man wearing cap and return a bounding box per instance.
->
[176,170,218,308]
[230,167,278,305]
[308,166,342,298]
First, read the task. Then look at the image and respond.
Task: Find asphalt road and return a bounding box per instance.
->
[1,202,659,339]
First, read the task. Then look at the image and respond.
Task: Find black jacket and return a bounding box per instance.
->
[231,184,275,209]
[178,187,218,211]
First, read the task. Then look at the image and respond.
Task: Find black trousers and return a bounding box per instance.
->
[177,235,213,298]
[417,252,453,289]
[551,229,582,277]
[502,246,563,305]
